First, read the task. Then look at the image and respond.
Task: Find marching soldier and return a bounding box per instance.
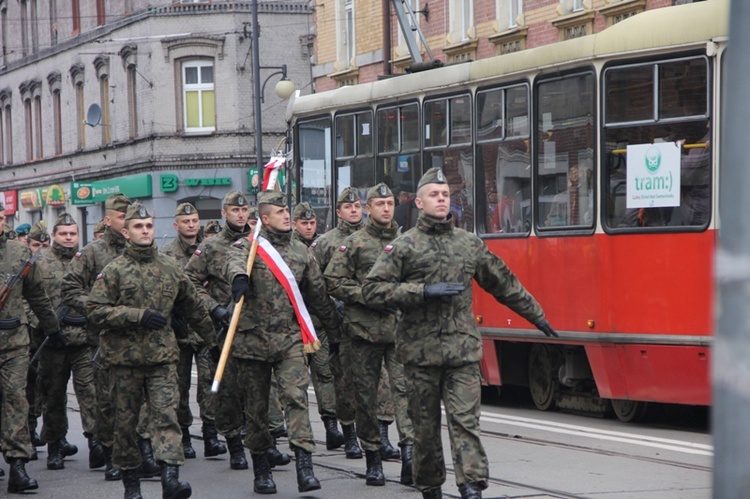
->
[36,213,103,471]
[226,190,340,494]
[0,203,62,493]
[161,203,227,460]
[63,193,162,481]
[325,183,414,486]
[203,220,222,238]
[362,168,558,499]
[291,202,345,450]
[88,203,217,499]
[93,219,107,241]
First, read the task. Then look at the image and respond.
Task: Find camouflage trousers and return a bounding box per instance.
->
[0,347,34,461]
[308,328,337,418]
[111,363,184,470]
[236,356,315,454]
[176,343,217,428]
[328,335,356,424]
[377,368,396,424]
[268,379,285,434]
[350,338,413,451]
[214,355,246,439]
[404,362,488,491]
[93,362,116,447]
[26,354,40,434]
[39,344,97,442]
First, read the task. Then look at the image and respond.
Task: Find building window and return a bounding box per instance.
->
[450,0,473,41]
[76,83,85,149]
[33,95,42,159]
[336,0,356,69]
[182,60,215,133]
[510,0,521,28]
[72,0,80,35]
[49,0,58,45]
[572,0,584,11]
[96,0,105,25]
[3,101,12,165]
[100,76,111,144]
[23,96,33,161]
[20,0,28,56]
[0,107,4,165]
[127,65,138,139]
[1,6,7,65]
[52,90,62,155]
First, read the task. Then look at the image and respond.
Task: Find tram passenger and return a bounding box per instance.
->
[362,167,557,499]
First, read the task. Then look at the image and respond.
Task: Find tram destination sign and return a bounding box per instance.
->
[626,142,681,209]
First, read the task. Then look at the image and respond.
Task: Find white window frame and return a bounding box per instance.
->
[510,0,522,28]
[572,0,584,12]
[182,60,215,133]
[450,0,473,41]
[345,0,355,66]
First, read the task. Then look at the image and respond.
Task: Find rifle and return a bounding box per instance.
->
[0,251,41,314]
[29,304,71,372]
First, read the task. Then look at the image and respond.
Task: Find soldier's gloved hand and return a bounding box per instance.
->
[47,331,67,349]
[210,306,231,326]
[171,313,188,335]
[209,346,221,364]
[423,282,465,299]
[231,275,251,303]
[536,319,559,338]
[329,342,340,356]
[141,310,168,330]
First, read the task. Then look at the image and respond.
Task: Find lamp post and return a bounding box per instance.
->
[252,0,295,186]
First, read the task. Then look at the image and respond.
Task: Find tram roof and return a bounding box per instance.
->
[289,0,729,120]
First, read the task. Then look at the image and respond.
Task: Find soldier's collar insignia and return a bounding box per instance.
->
[436,170,446,182]
[339,245,347,252]
[384,244,394,252]
[379,184,388,196]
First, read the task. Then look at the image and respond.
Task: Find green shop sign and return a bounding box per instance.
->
[72,175,153,205]
[159,174,232,193]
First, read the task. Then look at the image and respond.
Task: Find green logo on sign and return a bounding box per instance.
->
[645,147,661,173]
[161,174,179,193]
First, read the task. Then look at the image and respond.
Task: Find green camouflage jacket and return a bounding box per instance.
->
[87,241,214,367]
[185,224,250,323]
[62,227,127,345]
[310,218,363,272]
[324,219,400,344]
[38,244,87,345]
[225,227,339,362]
[162,234,205,346]
[0,233,59,351]
[362,213,545,367]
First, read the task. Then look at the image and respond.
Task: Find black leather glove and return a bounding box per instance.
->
[423,282,465,299]
[536,319,559,338]
[210,305,231,326]
[209,346,221,364]
[171,313,188,335]
[141,310,168,330]
[47,331,67,349]
[329,342,340,356]
[231,275,251,303]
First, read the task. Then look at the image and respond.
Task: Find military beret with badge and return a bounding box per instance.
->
[366,182,393,201]
[125,203,152,221]
[175,202,198,217]
[223,190,249,207]
[337,187,360,206]
[293,202,316,221]
[104,193,132,213]
[417,167,448,190]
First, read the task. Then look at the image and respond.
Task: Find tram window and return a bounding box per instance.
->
[604,65,655,124]
[477,84,531,236]
[378,108,399,153]
[424,100,447,147]
[535,73,595,231]
[423,148,474,232]
[297,116,334,231]
[336,114,356,157]
[603,56,710,231]
[402,105,420,151]
[451,97,472,145]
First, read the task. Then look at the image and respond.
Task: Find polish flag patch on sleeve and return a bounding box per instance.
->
[96,273,104,280]
[194,249,202,256]
[74,252,82,258]
[384,245,394,252]
[339,245,347,252]
[310,241,317,248]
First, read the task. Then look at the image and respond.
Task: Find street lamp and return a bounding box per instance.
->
[252,0,295,186]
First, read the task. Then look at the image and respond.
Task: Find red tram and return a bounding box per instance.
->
[288,0,727,421]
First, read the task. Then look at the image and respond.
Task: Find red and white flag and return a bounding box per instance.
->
[262,156,286,191]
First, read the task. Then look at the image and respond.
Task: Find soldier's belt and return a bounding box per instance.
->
[0,317,22,329]
[61,314,87,327]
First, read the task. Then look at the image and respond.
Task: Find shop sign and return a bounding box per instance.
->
[159,174,232,193]
[72,175,153,205]
[3,190,17,215]
[46,185,66,207]
[20,189,45,209]
[247,167,286,194]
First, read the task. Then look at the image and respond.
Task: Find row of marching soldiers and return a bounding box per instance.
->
[0,166,556,499]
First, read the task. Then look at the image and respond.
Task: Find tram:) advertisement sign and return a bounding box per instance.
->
[626,142,681,209]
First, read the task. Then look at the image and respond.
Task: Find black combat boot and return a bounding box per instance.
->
[122,469,143,499]
[30,430,45,448]
[266,436,291,468]
[399,443,413,485]
[293,446,321,493]
[161,464,192,499]
[59,436,78,457]
[322,416,345,450]
[364,449,385,486]
[137,437,162,478]
[269,426,287,439]
[46,439,65,470]
[85,432,106,469]
[378,420,400,460]
[7,458,38,493]
[422,487,443,499]
[103,445,122,481]
[180,427,196,459]
[341,423,362,459]
[201,424,227,457]
[250,452,277,494]
[226,434,248,470]
[458,481,486,499]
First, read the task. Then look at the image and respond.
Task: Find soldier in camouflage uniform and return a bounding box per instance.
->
[203,220,222,238]
[88,203,217,499]
[62,193,162,482]
[36,213,103,472]
[362,168,558,499]
[0,202,62,493]
[93,219,107,241]
[161,203,227,461]
[291,201,345,451]
[226,189,340,494]
[325,183,415,487]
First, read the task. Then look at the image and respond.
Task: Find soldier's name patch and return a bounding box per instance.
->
[339,245,347,252]
[384,245,394,252]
